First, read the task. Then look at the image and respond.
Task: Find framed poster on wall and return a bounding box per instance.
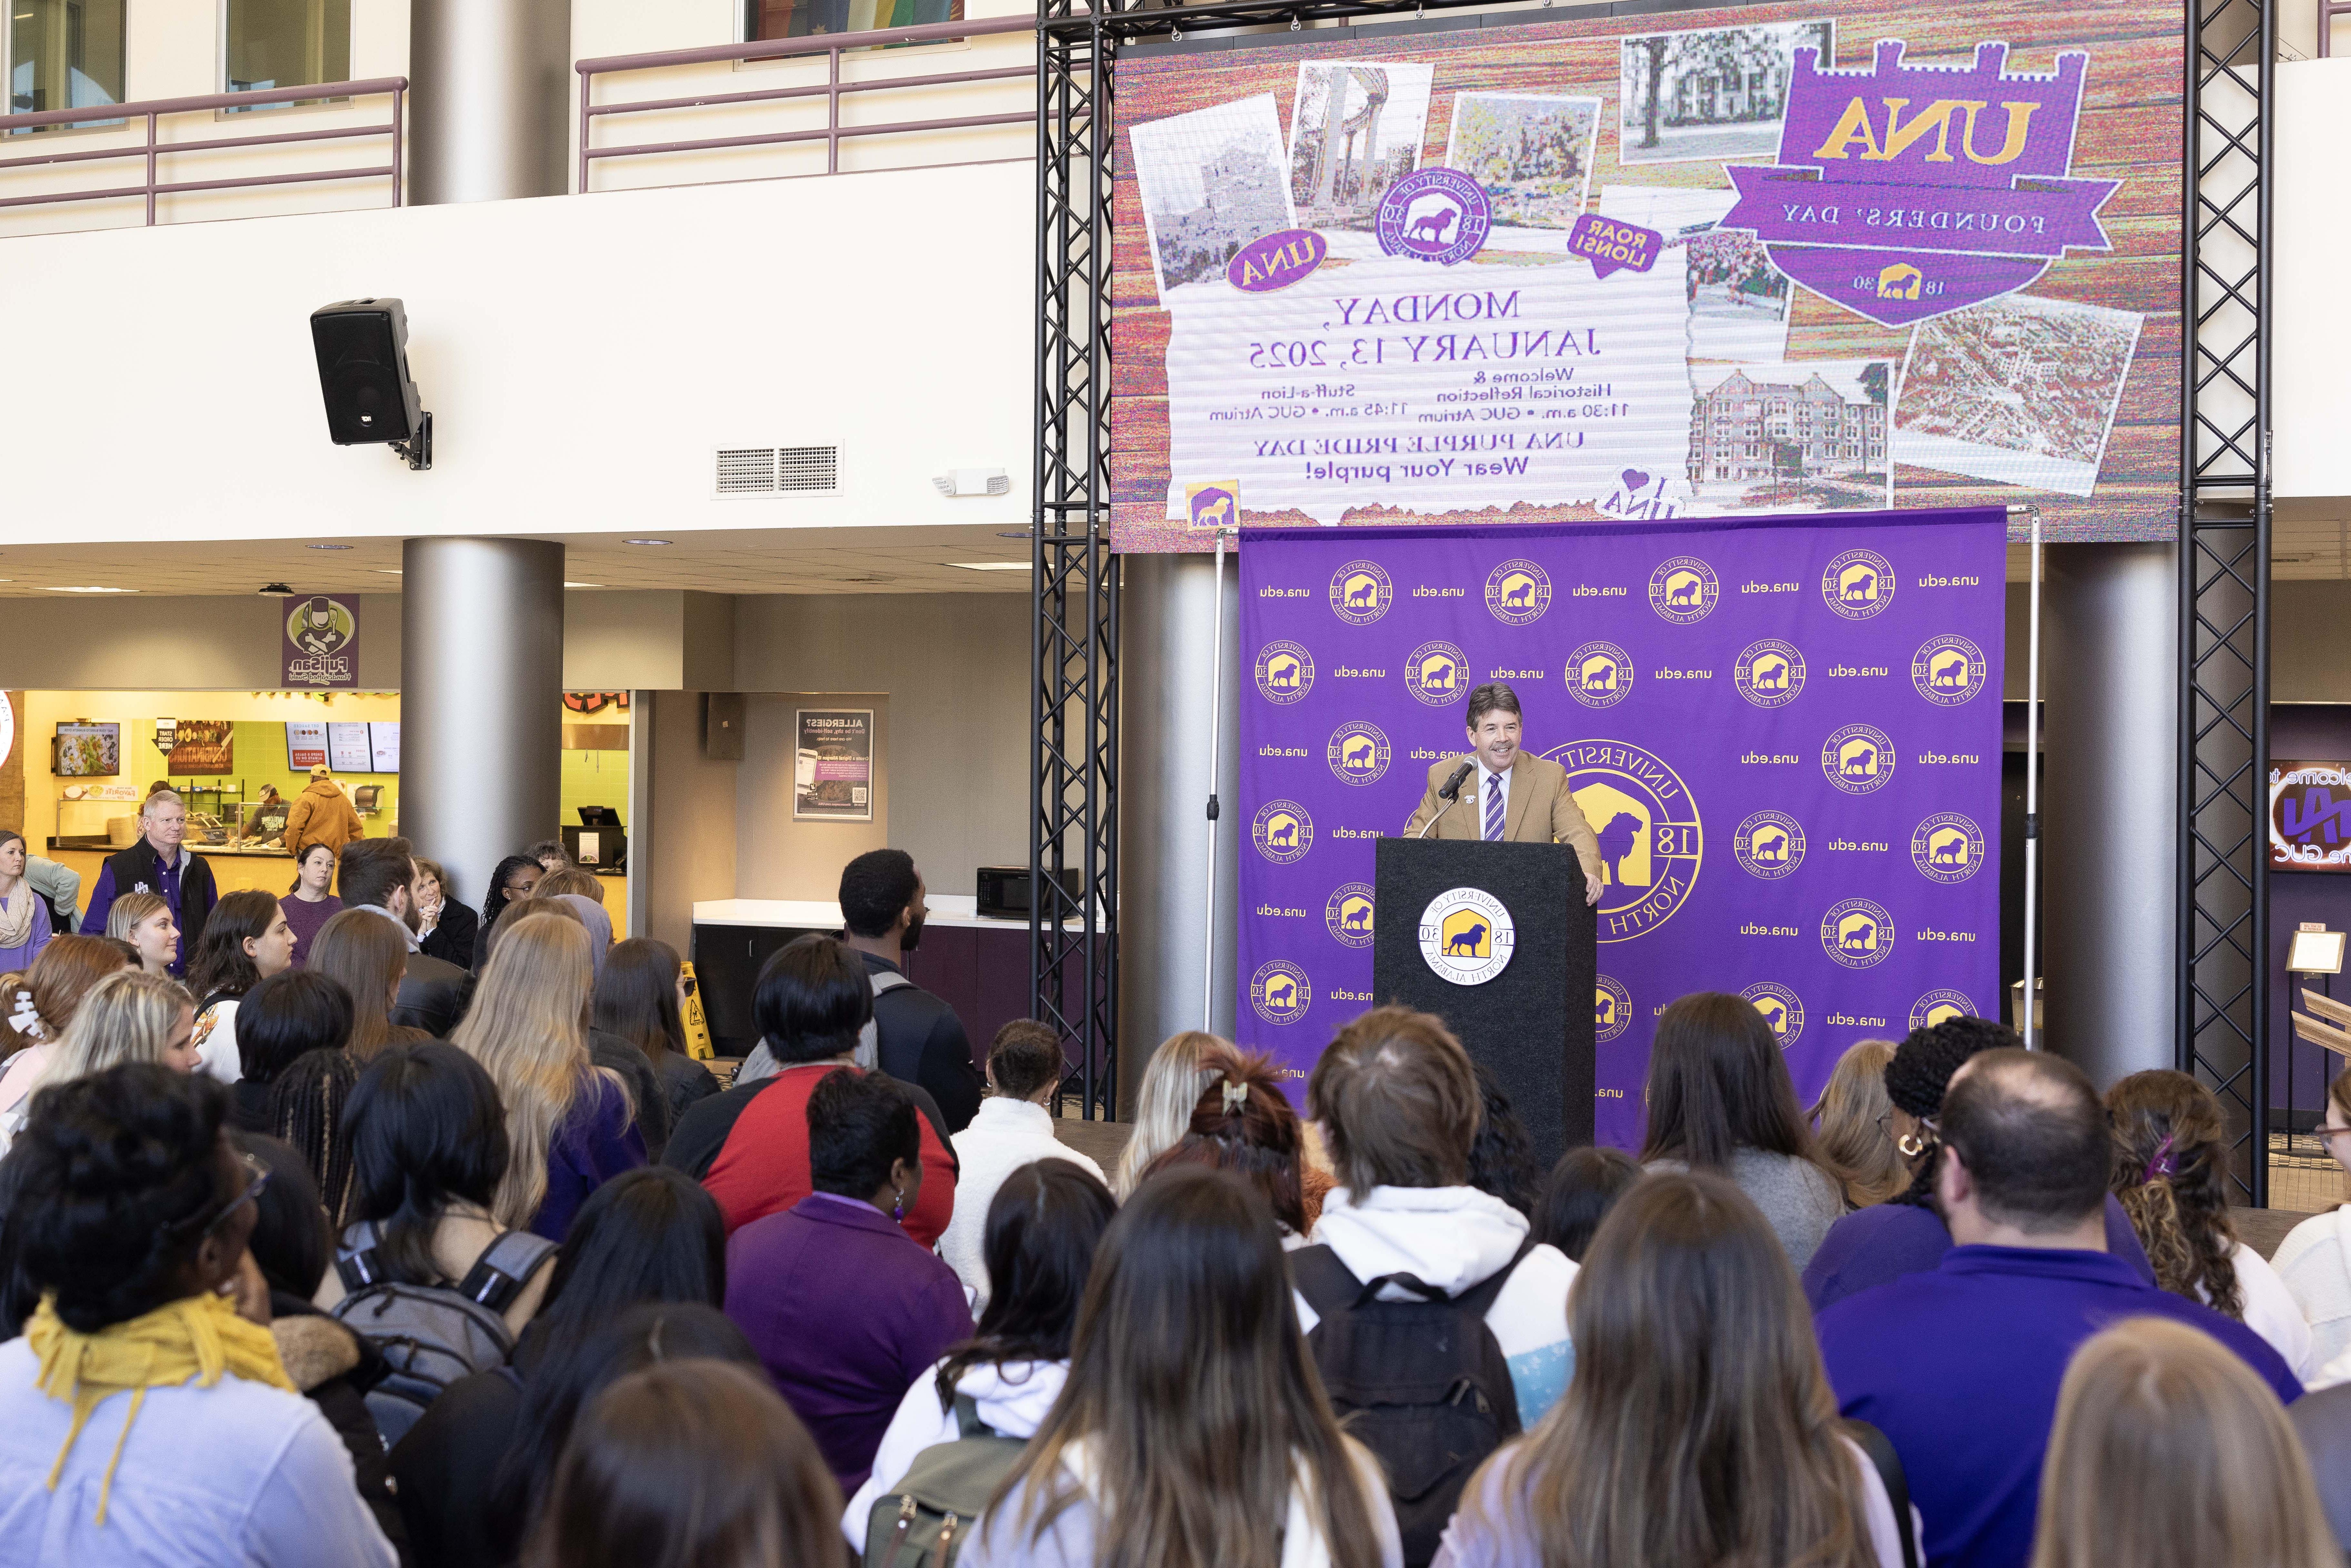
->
[794,709,873,821]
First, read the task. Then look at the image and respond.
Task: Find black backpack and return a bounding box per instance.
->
[1290,1237,1535,1568]
[328,1220,559,1445]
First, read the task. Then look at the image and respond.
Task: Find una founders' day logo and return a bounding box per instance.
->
[1565,642,1636,709]
[1186,483,1239,530]
[1822,550,1897,620]
[1550,740,1702,942]
[1720,41,2120,328]
[1823,724,1897,795]
[1330,560,1393,624]
[1594,975,1633,1043]
[287,595,355,656]
[1327,721,1392,786]
[1733,639,1807,709]
[1250,961,1311,1025]
[1741,982,1807,1049]
[1912,812,1986,883]
[1648,556,1720,623]
[1912,635,1987,706]
[1910,989,1978,1030]
[1325,883,1375,948]
[1822,898,1898,969]
[1485,559,1551,625]
[1254,641,1316,705]
[1734,810,1808,880]
[1417,887,1516,986]
[1404,641,1471,707]
[1252,800,1314,864]
[1376,168,1492,266]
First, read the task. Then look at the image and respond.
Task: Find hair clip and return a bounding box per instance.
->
[1221,1078,1249,1113]
[2142,1134,2177,1185]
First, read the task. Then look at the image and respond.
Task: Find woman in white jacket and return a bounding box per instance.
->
[2106,1070,2315,1379]
[962,1165,1403,1568]
[844,1158,1116,1552]
[2276,1070,2351,1384]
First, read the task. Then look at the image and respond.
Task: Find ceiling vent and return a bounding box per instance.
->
[715,445,839,496]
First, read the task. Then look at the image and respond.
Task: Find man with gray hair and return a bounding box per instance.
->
[77,787,216,976]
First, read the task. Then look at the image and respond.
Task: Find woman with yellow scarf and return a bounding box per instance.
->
[0,1062,395,1565]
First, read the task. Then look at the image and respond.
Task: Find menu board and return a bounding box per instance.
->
[285,720,328,770]
[368,722,401,773]
[327,722,373,773]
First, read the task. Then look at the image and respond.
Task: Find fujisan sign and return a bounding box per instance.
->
[282,594,360,690]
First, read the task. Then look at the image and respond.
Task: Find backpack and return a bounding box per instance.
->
[1290,1236,1535,1568]
[862,1390,1029,1568]
[328,1220,560,1445]
[736,969,911,1084]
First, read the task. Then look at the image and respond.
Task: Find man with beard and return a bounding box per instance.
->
[833,849,981,1131]
[719,849,981,1131]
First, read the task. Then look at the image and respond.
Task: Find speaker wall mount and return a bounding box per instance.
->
[309,297,433,471]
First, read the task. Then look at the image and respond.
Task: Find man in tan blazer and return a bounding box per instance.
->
[1401,682,1605,906]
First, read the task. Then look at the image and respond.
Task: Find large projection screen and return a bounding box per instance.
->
[1108,3,2185,549]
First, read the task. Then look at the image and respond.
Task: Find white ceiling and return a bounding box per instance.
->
[0,525,1038,598]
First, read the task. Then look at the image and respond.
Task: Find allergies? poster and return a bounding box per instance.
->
[794,709,874,822]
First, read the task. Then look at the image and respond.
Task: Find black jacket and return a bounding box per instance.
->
[386,1358,523,1568]
[388,942,475,1038]
[418,900,480,973]
[863,952,984,1132]
[100,839,218,956]
[589,1030,668,1160]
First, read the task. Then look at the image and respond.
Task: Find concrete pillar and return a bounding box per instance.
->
[400,538,564,914]
[2041,542,2178,1086]
[409,0,574,204]
[1117,552,1241,1115]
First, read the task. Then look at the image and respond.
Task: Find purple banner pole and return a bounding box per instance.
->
[1236,507,2006,1146]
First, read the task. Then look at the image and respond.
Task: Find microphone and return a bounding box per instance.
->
[1418,758,1478,839]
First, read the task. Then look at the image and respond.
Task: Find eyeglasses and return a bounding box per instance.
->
[2317,1125,2351,1147]
[184,1151,270,1240]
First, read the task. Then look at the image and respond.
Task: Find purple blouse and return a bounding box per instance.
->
[725,1193,974,1491]
[526,1073,647,1242]
[0,895,52,976]
[279,893,344,970]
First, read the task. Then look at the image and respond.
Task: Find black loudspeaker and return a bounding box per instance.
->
[702,693,745,761]
[310,298,424,446]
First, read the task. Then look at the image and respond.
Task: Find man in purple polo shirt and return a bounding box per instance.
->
[1816,1048,2300,1568]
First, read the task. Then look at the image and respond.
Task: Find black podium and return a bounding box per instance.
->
[1373,838,1597,1166]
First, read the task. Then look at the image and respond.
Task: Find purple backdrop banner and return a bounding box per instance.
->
[1237,507,2005,1145]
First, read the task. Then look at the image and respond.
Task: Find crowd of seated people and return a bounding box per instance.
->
[8,834,2351,1568]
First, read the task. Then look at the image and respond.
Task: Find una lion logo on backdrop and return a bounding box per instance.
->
[1648,556,1720,624]
[1594,975,1634,1043]
[1405,641,1471,707]
[1255,641,1316,705]
[1741,982,1806,1048]
[1251,961,1312,1025]
[1565,642,1636,709]
[1330,561,1393,625]
[1822,898,1898,969]
[1734,810,1808,880]
[1822,549,1897,620]
[1327,721,1392,786]
[1485,559,1552,625]
[1734,639,1807,709]
[1325,883,1375,948]
[1252,800,1314,864]
[1823,724,1897,795]
[1910,989,1977,1030]
[1549,740,1702,943]
[1911,812,1986,882]
[1911,635,1987,706]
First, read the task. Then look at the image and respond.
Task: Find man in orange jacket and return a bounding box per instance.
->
[284,764,364,866]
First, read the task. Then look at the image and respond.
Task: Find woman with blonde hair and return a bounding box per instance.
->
[308,908,429,1060]
[452,912,645,1240]
[1434,1171,1914,1568]
[106,891,179,977]
[1111,1029,1228,1200]
[0,969,201,1153]
[0,936,134,1124]
[1810,1039,1905,1208]
[2031,1316,2336,1568]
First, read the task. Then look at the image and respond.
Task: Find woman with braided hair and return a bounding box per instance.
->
[1801,1014,2154,1312]
[2105,1069,2312,1376]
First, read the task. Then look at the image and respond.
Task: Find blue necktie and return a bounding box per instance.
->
[1484,774,1504,841]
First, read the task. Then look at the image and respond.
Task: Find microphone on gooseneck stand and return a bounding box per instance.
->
[1418,758,1477,839]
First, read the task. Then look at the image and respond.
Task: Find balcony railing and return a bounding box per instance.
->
[0,78,407,226]
[575,15,1036,190]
